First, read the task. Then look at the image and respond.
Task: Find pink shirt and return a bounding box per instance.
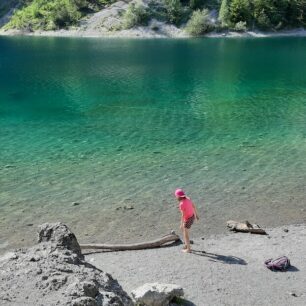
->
[179,198,195,221]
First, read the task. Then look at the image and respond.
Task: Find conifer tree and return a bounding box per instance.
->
[219,0,231,27]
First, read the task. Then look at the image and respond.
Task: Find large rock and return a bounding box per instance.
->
[38,222,83,258]
[0,223,133,306]
[131,283,184,306]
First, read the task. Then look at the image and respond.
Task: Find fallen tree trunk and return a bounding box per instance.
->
[80,232,180,251]
[227,220,267,235]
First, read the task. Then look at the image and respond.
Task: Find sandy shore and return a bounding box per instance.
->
[85,223,306,305]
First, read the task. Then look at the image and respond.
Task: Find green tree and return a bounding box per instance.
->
[285,0,306,27]
[253,0,287,30]
[164,0,183,25]
[218,0,231,27]
[229,0,252,26]
[189,0,206,10]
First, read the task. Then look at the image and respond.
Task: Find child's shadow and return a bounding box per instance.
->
[191,250,247,265]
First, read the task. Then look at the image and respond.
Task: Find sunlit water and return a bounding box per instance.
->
[1,36,306,251]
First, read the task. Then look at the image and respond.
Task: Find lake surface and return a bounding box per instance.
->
[1,36,306,251]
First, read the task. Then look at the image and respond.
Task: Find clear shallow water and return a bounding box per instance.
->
[1,36,306,251]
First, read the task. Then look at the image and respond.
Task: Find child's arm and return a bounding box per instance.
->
[193,203,199,220]
[180,211,184,229]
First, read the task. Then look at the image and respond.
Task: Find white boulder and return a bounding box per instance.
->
[131,283,184,306]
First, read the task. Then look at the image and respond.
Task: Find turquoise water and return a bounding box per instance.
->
[1,36,306,250]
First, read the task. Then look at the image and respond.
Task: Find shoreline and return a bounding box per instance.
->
[1,27,306,39]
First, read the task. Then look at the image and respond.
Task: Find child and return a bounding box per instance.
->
[174,188,199,253]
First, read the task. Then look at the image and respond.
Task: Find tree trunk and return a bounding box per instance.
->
[80,232,180,251]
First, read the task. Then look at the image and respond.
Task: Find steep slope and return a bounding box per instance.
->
[0,0,22,27]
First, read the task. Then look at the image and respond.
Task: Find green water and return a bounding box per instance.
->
[1,36,306,250]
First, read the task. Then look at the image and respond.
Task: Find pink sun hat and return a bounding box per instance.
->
[174,188,186,198]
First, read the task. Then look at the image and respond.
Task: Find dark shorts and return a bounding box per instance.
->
[184,215,195,229]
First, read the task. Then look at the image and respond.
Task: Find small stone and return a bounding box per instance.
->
[72,202,80,206]
[289,292,298,297]
[124,205,134,210]
[201,237,205,240]
[36,269,42,275]
[26,223,34,227]
[30,255,40,262]
[283,228,289,233]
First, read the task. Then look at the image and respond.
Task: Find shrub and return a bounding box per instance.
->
[163,0,183,25]
[4,0,113,31]
[185,8,213,36]
[234,20,247,31]
[122,1,148,29]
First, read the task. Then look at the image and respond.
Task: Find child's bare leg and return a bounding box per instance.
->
[181,225,187,249]
[182,228,191,252]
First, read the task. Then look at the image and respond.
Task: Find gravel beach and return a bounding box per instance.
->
[85,224,306,306]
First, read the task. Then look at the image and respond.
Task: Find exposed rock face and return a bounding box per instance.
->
[0,223,133,306]
[131,283,184,306]
[80,0,186,37]
[82,1,129,32]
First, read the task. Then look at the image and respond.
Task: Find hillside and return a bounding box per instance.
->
[0,0,22,27]
[1,0,306,37]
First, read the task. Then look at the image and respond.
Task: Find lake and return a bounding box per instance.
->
[1,36,306,251]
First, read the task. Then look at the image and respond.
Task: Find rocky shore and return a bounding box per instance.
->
[0,223,133,306]
[2,222,306,305]
[1,24,306,39]
[0,223,187,306]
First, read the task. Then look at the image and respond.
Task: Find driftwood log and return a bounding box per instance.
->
[80,232,180,251]
[227,220,267,235]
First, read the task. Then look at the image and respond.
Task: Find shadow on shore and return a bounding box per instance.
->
[170,297,196,306]
[191,250,247,265]
[267,265,299,272]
